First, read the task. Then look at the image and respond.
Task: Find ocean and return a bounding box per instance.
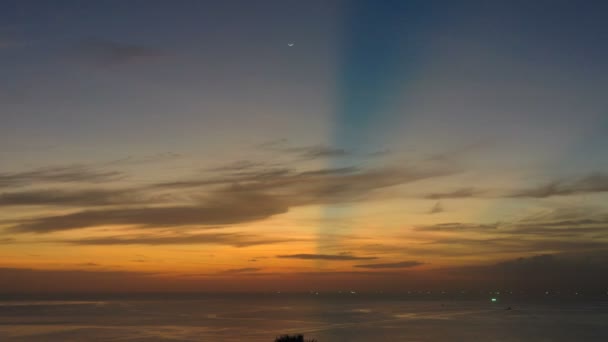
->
[1,294,607,341]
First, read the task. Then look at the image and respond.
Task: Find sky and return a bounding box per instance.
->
[1,0,608,293]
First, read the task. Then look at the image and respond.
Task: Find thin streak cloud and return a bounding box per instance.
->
[63,232,296,248]
[509,173,608,198]
[8,193,288,233]
[0,165,123,188]
[354,261,424,269]
[277,254,378,261]
[0,188,139,207]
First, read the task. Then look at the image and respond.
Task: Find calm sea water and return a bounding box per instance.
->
[1,294,607,341]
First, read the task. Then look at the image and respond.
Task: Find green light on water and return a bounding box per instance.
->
[491,298,497,302]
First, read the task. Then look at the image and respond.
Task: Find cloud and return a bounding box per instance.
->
[0,165,123,188]
[237,166,455,205]
[0,188,140,207]
[508,216,608,237]
[277,253,378,261]
[517,207,604,222]
[207,160,268,173]
[429,208,608,238]
[103,152,182,166]
[74,38,165,67]
[428,201,443,214]
[4,160,456,233]
[153,167,295,189]
[354,261,424,269]
[426,140,494,162]
[414,222,499,232]
[412,208,608,256]
[415,207,608,235]
[80,262,99,267]
[220,268,262,274]
[258,140,350,159]
[417,173,608,200]
[509,172,608,198]
[285,145,350,159]
[256,138,288,150]
[158,164,456,206]
[424,187,480,200]
[367,149,391,157]
[62,232,295,248]
[427,236,608,255]
[8,192,287,233]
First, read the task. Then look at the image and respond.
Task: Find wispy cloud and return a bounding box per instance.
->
[159,164,456,203]
[103,152,182,167]
[80,262,99,267]
[63,232,296,247]
[418,173,608,200]
[367,149,391,157]
[509,172,608,198]
[284,145,350,159]
[354,261,424,269]
[414,222,499,232]
[258,140,350,159]
[0,188,139,207]
[424,187,480,200]
[277,253,378,261]
[426,236,608,255]
[8,192,287,233]
[411,208,608,256]
[206,160,268,173]
[219,267,262,274]
[426,140,494,162]
[0,165,123,188]
[428,201,443,214]
[5,161,457,233]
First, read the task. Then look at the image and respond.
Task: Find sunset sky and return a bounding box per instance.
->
[1,0,608,293]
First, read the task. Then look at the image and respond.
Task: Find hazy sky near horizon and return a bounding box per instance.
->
[1,0,608,292]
